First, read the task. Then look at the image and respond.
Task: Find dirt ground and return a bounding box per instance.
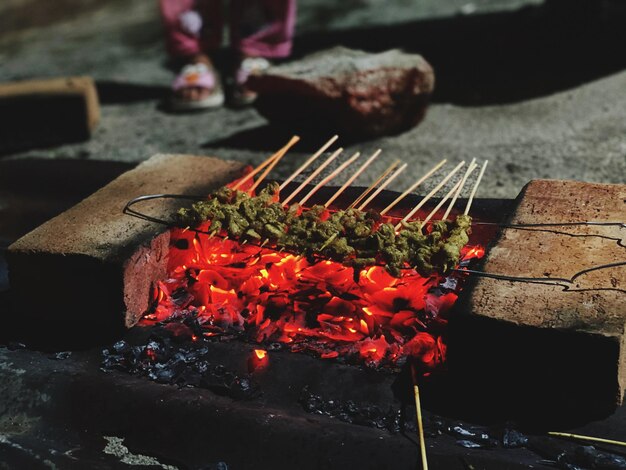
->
[1,0,625,200]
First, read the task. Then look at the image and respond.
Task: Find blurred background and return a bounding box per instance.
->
[0,0,625,231]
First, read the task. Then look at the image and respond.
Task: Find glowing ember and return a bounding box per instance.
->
[141,220,485,370]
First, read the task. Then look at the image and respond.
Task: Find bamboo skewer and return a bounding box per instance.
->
[548,431,626,449]
[249,135,300,193]
[442,159,477,221]
[380,159,447,216]
[395,161,466,231]
[279,135,339,191]
[347,159,399,210]
[232,135,300,190]
[324,149,382,208]
[298,151,361,206]
[413,384,429,470]
[358,162,408,211]
[420,178,464,229]
[464,160,488,216]
[281,148,344,206]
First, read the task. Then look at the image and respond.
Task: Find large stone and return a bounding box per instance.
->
[7,154,243,348]
[248,47,434,138]
[448,179,626,421]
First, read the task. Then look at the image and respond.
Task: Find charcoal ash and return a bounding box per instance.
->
[560,446,626,470]
[502,427,529,448]
[101,321,260,400]
[299,385,411,433]
[48,351,72,360]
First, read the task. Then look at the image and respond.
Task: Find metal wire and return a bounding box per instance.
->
[123,193,626,292]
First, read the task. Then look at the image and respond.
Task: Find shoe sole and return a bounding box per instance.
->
[170,90,225,111]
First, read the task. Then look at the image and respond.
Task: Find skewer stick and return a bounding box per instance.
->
[347,159,399,210]
[380,159,447,216]
[232,135,299,190]
[395,161,466,230]
[324,149,382,208]
[281,147,344,206]
[442,159,477,221]
[464,160,488,216]
[358,162,408,211]
[299,151,361,206]
[413,384,429,470]
[249,135,300,193]
[279,135,339,191]
[548,432,626,449]
[420,178,464,229]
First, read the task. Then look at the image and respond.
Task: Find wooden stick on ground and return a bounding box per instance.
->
[279,135,339,191]
[548,431,626,449]
[442,159,476,221]
[464,160,488,216]
[414,384,429,470]
[358,162,408,211]
[347,159,399,210]
[395,161,466,231]
[281,147,344,206]
[380,159,447,216]
[232,135,300,190]
[249,135,300,193]
[324,149,382,208]
[299,151,361,206]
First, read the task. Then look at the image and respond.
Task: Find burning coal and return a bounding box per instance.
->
[141,222,484,369]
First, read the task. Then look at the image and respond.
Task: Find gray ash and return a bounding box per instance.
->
[100,319,259,400]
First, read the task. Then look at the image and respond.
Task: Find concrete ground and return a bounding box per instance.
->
[0,0,624,202]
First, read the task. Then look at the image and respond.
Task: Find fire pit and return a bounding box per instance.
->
[2,141,625,469]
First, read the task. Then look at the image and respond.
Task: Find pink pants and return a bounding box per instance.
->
[160,0,296,59]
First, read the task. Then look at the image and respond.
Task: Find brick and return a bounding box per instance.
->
[0,76,100,154]
[7,154,244,347]
[448,179,626,420]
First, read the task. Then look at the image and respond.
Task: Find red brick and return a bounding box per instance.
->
[7,154,244,347]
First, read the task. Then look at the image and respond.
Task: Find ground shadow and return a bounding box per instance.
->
[291,0,626,105]
[0,158,134,244]
[96,81,169,104]
[202,123,383,153]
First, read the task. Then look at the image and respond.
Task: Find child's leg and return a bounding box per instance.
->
[230,0,297,59]
[160,0,204,59]
[160,0,225,108]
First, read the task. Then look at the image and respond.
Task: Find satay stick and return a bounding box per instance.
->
[298,151,361,206]
[414,384,428,470]
[548,432,626,448]
[282,148,344,206]
[232,135,299,190]
[279,135,339,191]
[464,160,488,216]
[442,159,476,221]
[358,162,408,211]
[248,135,300,193]
[395,161,466,230]
[347,159,399,210]
[420,178,464,229]
[324,149,382,208]
[380,159,447,216]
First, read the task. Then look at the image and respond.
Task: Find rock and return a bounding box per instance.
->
[248,47,434,138]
